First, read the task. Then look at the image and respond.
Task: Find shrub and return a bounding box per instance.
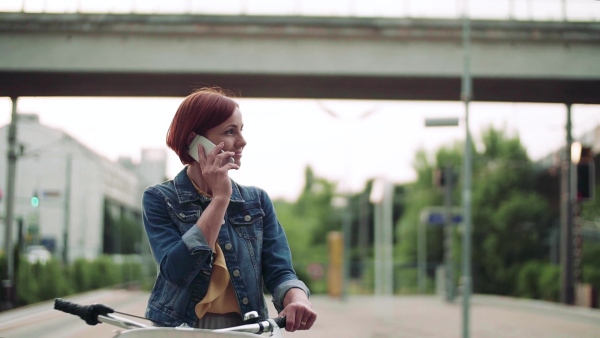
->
[9,254,144,307]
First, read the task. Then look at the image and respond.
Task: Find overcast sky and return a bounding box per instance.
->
[1,98,598,200]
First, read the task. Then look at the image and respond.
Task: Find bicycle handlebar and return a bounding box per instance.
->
[54,298,286,335]
[54,298,115,326]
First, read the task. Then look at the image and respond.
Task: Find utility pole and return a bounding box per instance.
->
[62,153,72,264]
[2,97,18,310]
[444,166,455,302]
[460,1,473,337]
[560,104,574,305]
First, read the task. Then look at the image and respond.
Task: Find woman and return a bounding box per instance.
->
[142,87,316,332]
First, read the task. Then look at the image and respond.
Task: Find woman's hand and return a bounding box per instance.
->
[197,142,238,198]
[279,288,317,332]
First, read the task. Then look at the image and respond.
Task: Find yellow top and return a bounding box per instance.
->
[187,170,241,318]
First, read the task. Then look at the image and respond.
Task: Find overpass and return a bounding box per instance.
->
[0,12,599,103]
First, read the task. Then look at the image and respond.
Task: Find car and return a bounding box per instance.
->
[26,245,52,264]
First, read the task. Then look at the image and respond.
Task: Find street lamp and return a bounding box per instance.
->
[460,4,473,337]
[423,1,474,335]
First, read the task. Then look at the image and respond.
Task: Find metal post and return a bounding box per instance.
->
[374,200,383,296]
[371,179,393,298]
[3,97,18,309]
[560,104,574,304]
[444,166,455,302]
[342,198,351,300]
[460,3,473,337]
[418,219,426,293]
[382,182,393,296]
[62,153,72,264]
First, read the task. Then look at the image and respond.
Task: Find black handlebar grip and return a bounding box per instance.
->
[54,298,114,326]
[273,316,286,328]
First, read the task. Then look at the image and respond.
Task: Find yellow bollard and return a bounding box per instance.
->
[327,231,343,298]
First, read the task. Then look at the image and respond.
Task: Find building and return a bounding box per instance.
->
[0,114,166,262]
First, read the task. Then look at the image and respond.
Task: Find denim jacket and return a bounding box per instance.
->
[142,167,309,327]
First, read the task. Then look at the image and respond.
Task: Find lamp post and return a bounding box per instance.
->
[2,97,18,310]
[317,101,378,300]
[460,3,473,337]
[424,0,473,334]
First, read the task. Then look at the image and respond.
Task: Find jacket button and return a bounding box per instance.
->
[233,269,240,277]
[225,243,232,250]
[244,215,251,222]
[242,297,249,305]
[179,213,186,218]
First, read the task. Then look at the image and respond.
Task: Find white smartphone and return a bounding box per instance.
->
[188,135,234,163]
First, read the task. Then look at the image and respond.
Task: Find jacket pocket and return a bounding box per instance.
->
[167,202,201,235]
[229,203,265,240]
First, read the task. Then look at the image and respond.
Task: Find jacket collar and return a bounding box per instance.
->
[173,166,245,204]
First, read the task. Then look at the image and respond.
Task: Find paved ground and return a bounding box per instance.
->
[1,289,599,338]
[286,294,600,338]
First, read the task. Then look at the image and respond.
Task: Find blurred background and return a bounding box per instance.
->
[0,0,600,337]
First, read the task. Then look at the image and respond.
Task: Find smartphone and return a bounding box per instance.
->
[188,135,234,163]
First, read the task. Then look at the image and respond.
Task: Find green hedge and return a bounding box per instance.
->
[515,261,560,301]
[0,254,146,307]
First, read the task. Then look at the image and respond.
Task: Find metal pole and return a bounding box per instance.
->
[383,182,393,296]
[3,97,18,309]
[560,104,574,304]
[461,2,473,337]
[374,201,383,296]
[342,198,351,300]
[418,219,426,293]
[62,153,72,264]
[444,166,455,302]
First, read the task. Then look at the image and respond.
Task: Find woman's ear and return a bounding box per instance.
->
[187,132,197,146]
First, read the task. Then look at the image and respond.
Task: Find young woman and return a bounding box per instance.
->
[142,87,316,332]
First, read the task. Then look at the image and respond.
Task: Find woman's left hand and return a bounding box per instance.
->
[279,288,317,332]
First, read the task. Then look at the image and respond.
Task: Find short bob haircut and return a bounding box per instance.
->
[166,87,238,165]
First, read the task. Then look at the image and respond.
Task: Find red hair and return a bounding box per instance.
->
[166,87,238,165]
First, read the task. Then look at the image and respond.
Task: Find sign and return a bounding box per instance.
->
[420,207,462,226]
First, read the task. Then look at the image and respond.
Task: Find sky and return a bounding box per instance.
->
[1,97,599,201]
[1,0,599,201]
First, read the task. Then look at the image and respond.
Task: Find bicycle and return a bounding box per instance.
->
[54,298,286,338]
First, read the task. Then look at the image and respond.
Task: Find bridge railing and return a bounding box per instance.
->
[1,0,598,22]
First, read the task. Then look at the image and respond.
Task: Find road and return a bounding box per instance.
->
[1,289,599,338]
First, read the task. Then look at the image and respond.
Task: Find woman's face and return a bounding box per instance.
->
[204,108,246,166]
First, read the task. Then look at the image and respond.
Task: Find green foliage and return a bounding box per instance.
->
[103,202,143,255]
[515,261,560,301]
[11,255,144,307]
[396,126,555,301]
[71,258,94,292]
[469,128,551,295]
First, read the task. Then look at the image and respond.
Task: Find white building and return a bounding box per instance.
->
[0,114,166,262]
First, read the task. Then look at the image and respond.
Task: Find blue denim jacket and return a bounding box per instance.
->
[142,167,309,327]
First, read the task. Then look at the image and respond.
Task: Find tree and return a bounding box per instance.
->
[470,127,552,295]
[395,126,553,297]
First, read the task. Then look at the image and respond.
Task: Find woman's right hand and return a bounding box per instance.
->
[197,142,238,199]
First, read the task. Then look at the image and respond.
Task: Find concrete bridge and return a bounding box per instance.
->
[0,12,599,103]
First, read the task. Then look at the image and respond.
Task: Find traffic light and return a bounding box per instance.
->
[573,145,594,202]
[433,167,456,188]
[576,162,594,202]
[31,191,39,207]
